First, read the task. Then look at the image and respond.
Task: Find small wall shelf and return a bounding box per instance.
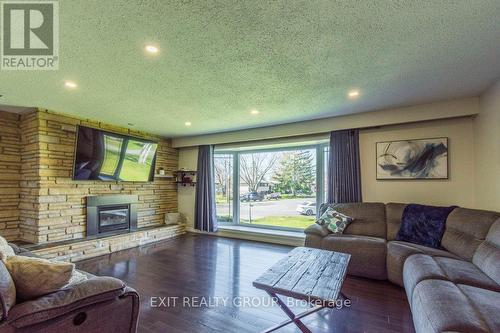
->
[155,174,175,179]
[175,181,196,187]
[175,170,197,187]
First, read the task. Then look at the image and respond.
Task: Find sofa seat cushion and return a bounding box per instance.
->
[321,234,387,280]
[387,240,459,286]
[403,254,500,303]
[412,280,500,333]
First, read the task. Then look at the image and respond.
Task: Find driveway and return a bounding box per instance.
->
[216,198,316,219]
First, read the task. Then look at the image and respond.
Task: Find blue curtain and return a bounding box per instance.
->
[195,145,218,232]
[327,129,362,203]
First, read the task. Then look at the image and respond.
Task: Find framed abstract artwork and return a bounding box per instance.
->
[376,137,448,179]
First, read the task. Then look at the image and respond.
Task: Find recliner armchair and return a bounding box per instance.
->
[0,245,139,333]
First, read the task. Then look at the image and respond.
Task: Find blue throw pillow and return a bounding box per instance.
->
[396,204,457,249]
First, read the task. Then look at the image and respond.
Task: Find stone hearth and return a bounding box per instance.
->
[28,224,186,262]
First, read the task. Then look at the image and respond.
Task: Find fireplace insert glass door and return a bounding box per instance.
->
[98,205,130,233]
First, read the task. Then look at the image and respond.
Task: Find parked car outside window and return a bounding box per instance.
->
[296,202,316,216]
[241,191,264,202]
[265,192,281,200]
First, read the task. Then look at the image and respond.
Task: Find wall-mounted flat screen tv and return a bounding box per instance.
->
[73,126,158,182]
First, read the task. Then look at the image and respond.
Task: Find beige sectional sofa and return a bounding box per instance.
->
[304,202,500,333]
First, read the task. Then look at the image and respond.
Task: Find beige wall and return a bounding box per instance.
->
[360,117,475,207]
[173,97,479,147]
[178,116,478,228]
[176,93,500,231]
[178,147,198,228]
[475,80,500,211]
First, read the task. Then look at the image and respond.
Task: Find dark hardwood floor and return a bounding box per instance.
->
[76,234,415,333]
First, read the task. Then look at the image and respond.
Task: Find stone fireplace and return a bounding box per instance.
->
[0,109,179,245]
[0,110,185,262]
[86,195,138,236]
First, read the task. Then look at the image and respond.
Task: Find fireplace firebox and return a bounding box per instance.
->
[87,195,138,236]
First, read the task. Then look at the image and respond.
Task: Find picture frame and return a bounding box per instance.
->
[376,137,448,180]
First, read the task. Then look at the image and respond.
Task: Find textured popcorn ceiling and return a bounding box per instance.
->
[1,0,499,137]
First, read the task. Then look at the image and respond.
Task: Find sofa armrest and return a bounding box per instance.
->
[8,243,40,258]
[6,276,136,328]
[304,223,329,237]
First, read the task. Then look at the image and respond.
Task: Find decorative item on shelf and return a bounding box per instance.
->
[165,212,183,225]
[155,167,174,179]
[175,170,197,187]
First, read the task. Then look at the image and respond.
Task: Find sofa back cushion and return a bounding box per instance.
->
[473,219,500,285]
[0,260,16,320]
[441,208,500,261]
[386,203,407,240]
[319,202,386,238]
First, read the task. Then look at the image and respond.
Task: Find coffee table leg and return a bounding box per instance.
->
[339,291,350,302]
[262,291,324,333]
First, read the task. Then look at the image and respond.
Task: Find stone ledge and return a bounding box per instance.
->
[31,224,186,262]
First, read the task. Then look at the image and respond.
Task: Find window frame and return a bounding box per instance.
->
[214,142,329,232]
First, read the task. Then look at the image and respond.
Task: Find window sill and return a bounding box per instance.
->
[218,225,306,238]
[187,225,305,247]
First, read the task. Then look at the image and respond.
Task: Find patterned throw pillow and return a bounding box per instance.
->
[316,207,354,234]
[4,256,74,300]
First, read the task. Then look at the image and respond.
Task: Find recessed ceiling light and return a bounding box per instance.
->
[145,45,159,54]
[348,90,360,99]
[250,109,259,115]
[184,121,192,126]
[64,81,77,89]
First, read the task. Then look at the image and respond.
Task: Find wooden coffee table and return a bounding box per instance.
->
[253,247,351,333]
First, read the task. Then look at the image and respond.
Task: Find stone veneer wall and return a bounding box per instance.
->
[16,109,178,244]
[0,111,21,240]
